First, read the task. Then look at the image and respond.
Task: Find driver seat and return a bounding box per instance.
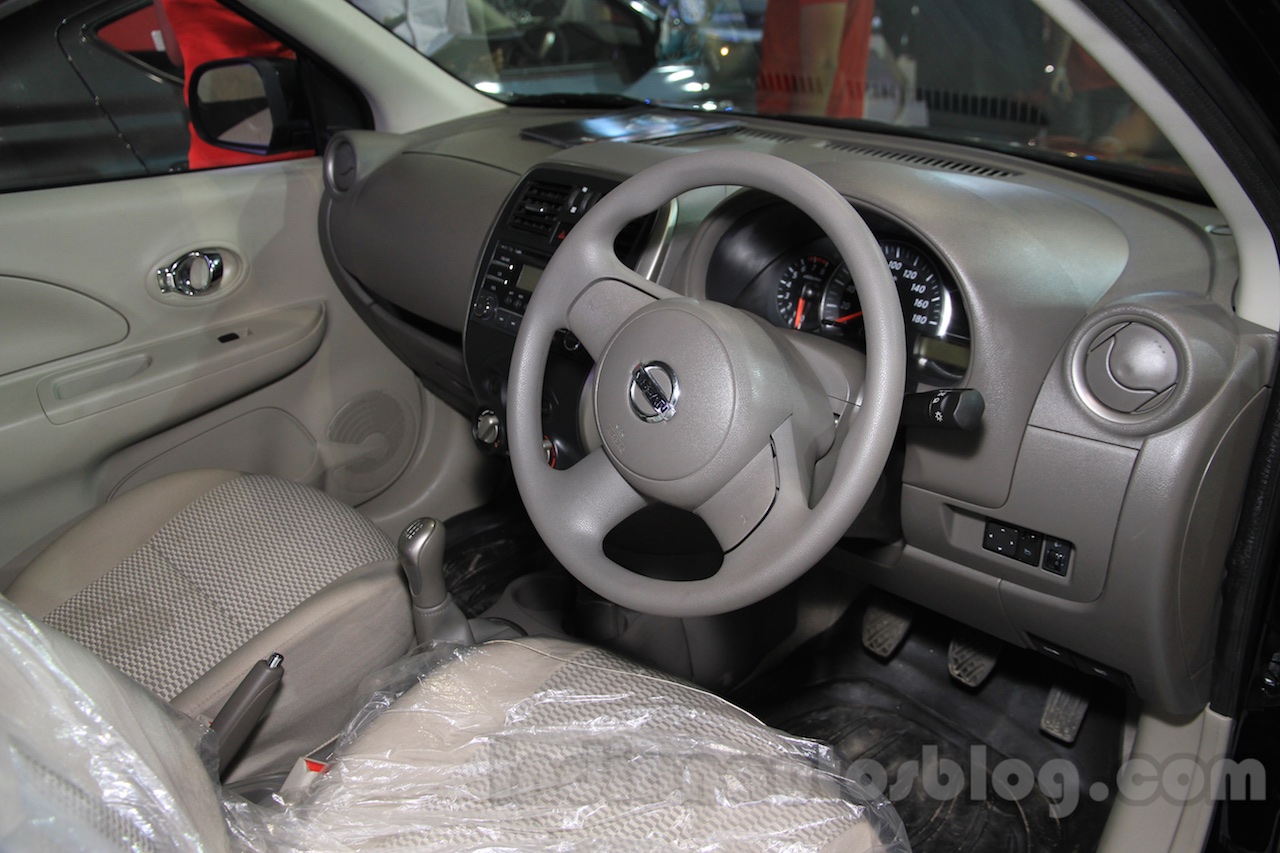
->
[4,469,414,782]
[0,595,905,851]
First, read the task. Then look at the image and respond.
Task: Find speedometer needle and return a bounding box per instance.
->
[794,296,806,330]
[834,311,863,324]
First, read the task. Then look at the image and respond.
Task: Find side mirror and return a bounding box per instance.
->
[188,58,312,156]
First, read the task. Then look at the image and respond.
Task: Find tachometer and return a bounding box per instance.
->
[775,255,831,332]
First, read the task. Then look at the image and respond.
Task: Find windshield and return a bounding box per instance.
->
[347,0,1196,192]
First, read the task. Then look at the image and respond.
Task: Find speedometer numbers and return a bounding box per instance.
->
[819,241,949,337]
[810,240,967,379]
[883,241,949,337]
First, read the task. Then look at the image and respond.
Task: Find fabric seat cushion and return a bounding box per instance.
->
[279,637,898,851]
[6,470,413,780]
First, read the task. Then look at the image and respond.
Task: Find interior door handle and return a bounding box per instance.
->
[157,250,224,296]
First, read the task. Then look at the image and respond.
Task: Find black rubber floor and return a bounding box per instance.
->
[736,595,1124,853]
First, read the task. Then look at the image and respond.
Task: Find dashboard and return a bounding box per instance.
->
[317,109,1274,719]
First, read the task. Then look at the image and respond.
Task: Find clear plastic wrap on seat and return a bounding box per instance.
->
[0,597,229,852]
[1,595,909,852]
[230,637,912,852]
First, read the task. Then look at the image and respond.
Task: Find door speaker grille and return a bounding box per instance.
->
[326,391,413,495]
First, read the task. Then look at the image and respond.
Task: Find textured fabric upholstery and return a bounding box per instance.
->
[37,474,396,700]
[6,470,414,781]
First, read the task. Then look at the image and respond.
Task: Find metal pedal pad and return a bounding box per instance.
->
[1040,681,1090,744]
[948,629,1002,688]
[861,595,913,660]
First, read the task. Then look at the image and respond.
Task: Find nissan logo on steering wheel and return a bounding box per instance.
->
[629,362,679,423]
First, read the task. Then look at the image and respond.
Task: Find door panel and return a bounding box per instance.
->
[0,159,487,582]
[0,277,128,375]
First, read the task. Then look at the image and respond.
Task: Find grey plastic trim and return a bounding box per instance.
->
[0,277,127,377]
[1061,294,1239,438]
[328,148,518,333]
[36,303,326,424]
[1096,708,1234,853]
[901,427,1136,604]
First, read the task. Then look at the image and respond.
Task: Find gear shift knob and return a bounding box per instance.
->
[397,517,472,647]
[398,517,448,608]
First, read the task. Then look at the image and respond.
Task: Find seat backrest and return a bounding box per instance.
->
[0,596,230,852]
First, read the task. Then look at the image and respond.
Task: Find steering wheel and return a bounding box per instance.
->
[508,151,904,617]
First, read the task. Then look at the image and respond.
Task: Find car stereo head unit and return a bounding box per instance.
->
[471,241,549,335]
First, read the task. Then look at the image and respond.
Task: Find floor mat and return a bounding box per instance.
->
[742,599,1122,853]
[776,680,1068,853]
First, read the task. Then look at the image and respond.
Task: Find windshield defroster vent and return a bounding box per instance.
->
[732,128,807,144]
[509,180,571,237]
[820,142,1019,178]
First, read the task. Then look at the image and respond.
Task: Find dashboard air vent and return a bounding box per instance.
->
[820,141,1019,178]
[509,180,571,236]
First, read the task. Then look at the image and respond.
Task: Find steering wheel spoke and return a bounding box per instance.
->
[547,448,650,548]
[693,441,778,551]
[566,276,676,359]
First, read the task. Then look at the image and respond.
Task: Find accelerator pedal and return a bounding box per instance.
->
[861,594,914,660]
[948,628,1002,688]
[1040,681,1090,744]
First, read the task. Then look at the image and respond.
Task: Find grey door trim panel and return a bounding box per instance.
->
[0,276,128,377]
[35,302,326,424]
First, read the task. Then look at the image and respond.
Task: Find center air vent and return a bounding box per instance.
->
[509,180,571,237]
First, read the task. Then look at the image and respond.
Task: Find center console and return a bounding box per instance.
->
[463,167,658,467]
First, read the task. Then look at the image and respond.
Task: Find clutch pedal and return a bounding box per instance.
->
[861,595,914,660]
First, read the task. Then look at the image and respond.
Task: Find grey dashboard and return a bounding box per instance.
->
[318,108,1275,716]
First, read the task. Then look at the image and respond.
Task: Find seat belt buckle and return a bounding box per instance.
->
[279,755,331,799]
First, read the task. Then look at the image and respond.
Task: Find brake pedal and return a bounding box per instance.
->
[1040,681,1090,744]
[948,629,1002,688]
[861,595,913,660]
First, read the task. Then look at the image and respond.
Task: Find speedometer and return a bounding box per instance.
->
[820,242,951,339]
[883,240,949,337]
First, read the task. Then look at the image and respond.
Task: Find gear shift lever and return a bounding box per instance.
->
[397,518,473,647]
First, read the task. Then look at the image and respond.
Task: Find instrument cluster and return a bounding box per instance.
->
[706,200,971,385]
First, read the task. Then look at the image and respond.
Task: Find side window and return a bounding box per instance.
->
[0,0,312,194]
[94,3,183,79]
